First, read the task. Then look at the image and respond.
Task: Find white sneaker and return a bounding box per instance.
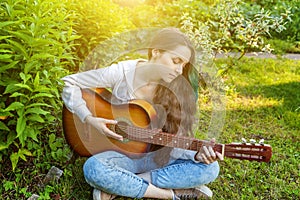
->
[173,185,213,199]
[195,185,213,198]
[93,189,116,200]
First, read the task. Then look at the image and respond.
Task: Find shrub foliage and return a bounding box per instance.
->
[66,0,134,66]
[0,0,78,170]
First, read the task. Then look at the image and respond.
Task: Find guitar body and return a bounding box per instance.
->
[63,88,158,157]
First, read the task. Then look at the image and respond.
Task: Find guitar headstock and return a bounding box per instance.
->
[215,139,272,162]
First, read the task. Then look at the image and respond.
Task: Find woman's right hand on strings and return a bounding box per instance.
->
[85,115,123,141]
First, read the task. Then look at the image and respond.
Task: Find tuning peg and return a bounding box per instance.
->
[250,139,256,145]
[241,138,247,144]
[259,139,265,145]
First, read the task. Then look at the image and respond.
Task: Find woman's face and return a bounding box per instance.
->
[150,45,191,83]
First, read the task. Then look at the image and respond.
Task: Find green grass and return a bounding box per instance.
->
[210,57,300,199]
[1,57,299,199]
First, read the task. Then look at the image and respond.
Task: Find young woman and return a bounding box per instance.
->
[62,28,223,200]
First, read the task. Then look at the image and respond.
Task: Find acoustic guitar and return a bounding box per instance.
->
[62,88,272,162]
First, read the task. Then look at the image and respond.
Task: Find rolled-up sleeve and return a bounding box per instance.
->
[61,64,121,122]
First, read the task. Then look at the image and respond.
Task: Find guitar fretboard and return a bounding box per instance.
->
[114,124,213,151]
[113,124,271,162]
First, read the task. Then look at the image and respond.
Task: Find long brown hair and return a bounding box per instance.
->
[148,28,197,166]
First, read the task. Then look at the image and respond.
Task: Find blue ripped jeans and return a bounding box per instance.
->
[83,151,219,199]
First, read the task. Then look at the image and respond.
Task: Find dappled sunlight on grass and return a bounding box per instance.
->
[226,94,282,110]
[207,57,300,199]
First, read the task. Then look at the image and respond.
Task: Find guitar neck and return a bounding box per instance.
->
[114,124,272,162]
[115,124,221,152]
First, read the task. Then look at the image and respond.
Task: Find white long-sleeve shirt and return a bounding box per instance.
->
[61,59,199,162]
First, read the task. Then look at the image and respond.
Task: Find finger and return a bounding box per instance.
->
[98,121,123,141]
[216,151,224,161]
[103,128,123,141]
[103,119,118,124]
[210,138,216,145]
[208,146,216,160]
[201,153,210,164]
[202,146,214,163]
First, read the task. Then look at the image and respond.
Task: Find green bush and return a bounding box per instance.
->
[0,0,78,170]
[179,0,291,77]
[267,39,300,54]
[127,0,215,30]
[244,0,300,41]
[129,4,173,28]
[65,0,134,66]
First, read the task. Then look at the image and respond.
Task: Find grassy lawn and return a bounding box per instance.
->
[1,57,299,199]
[210,57,300,199]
